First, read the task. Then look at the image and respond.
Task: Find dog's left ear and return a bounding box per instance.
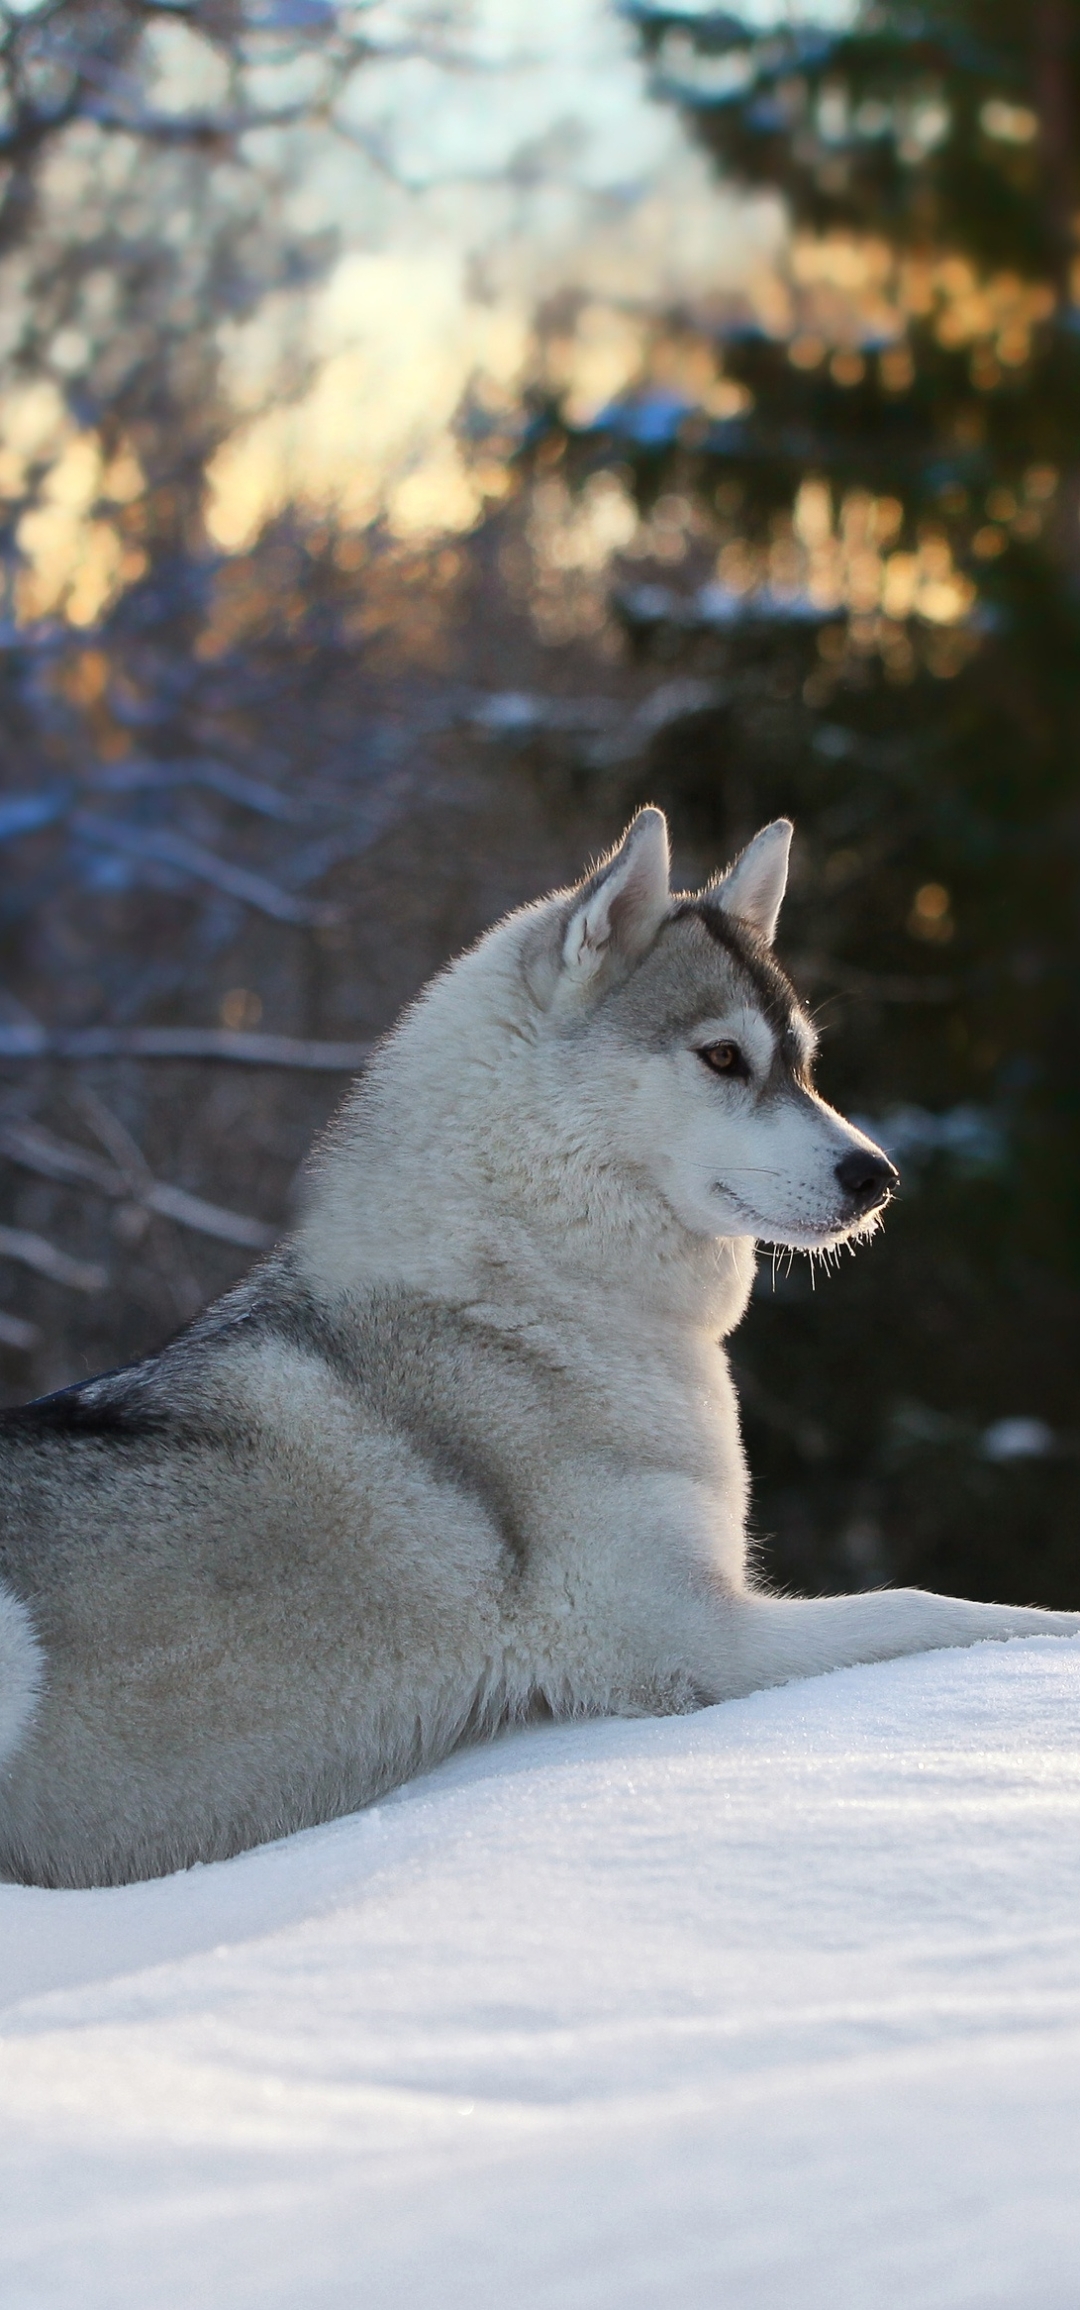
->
[716,819,792,945]
[561,808,671,988]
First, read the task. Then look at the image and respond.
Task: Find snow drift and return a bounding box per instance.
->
[4,1638,1080,2308]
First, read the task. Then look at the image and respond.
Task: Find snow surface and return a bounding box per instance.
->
[4,1639,1080,2308]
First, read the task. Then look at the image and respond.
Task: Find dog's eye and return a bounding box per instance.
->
[698,1041,749,1080]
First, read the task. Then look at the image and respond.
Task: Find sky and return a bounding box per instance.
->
[0,0,799,606]
[201,0,787,548]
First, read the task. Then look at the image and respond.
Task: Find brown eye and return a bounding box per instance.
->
[698,1041,750,1080]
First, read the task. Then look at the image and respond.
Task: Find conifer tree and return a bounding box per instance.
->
[586,0,1080,1602]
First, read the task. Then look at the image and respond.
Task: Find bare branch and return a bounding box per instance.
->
[76,95,318,146]
[0,787,70,842]
[0,1118,275,1251]
[72,813,342,927]
[71,1086,155,1194]
[0,1025,372,1069]
[0,1121,119,1195]
[0,1309,40,1353]
[90,758,320,823]
[142,1181,274,1250]
[0,1222,106,1292]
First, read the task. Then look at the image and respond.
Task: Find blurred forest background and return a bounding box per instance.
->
[0,0,1076,1606]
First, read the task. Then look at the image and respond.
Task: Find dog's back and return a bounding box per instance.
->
[0,1270,531,1884]
[3,811,1076,1887]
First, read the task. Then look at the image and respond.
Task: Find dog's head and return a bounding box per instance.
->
[523,807,897,1250]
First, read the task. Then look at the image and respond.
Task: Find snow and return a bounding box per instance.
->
[4,1639,1080,2307]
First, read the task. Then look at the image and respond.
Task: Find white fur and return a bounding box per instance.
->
[3,809,1076,1887]
[560,806,671,990]
[610,1006,891,1248]
[300,812,1080,1719]
[716,818,793,943]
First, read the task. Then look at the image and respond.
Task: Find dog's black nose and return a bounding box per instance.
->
[834,1148,899,1214]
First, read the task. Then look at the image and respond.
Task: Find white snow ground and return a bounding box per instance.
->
[4,1638,1080,2308]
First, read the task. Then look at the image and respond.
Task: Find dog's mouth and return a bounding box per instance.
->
[710,1180,766,1230]
[711,1180,893,1249]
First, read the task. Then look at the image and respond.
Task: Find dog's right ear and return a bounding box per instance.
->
[528,808,669,1007]
[558,808,671,995]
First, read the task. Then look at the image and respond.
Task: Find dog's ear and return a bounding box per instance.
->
[561,808,671,989]
[716,819,792,945]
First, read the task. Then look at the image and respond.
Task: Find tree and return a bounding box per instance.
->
[539,0,1080,1601]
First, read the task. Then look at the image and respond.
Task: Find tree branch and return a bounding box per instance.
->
[0,1221,106,1292]
[0,1120,275,1249]
[72,813,342,927]
[0,1023,373,1069]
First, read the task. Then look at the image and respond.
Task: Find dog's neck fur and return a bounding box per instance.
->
[296,902,756,1340]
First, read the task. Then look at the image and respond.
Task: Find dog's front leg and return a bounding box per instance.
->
[703,1587,1080,1701]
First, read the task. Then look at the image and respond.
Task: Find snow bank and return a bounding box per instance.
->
[4,1639,1080,2308]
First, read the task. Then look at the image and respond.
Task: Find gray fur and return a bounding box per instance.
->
[1,810,1076,1887]
[0,1584,41,1764]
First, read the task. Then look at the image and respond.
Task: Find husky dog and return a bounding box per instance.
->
[1,811,1076,1887]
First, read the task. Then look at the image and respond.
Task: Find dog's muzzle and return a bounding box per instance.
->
[834,1148,899,1218]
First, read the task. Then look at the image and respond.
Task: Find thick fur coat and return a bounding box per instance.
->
[1,811,1075,1886]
